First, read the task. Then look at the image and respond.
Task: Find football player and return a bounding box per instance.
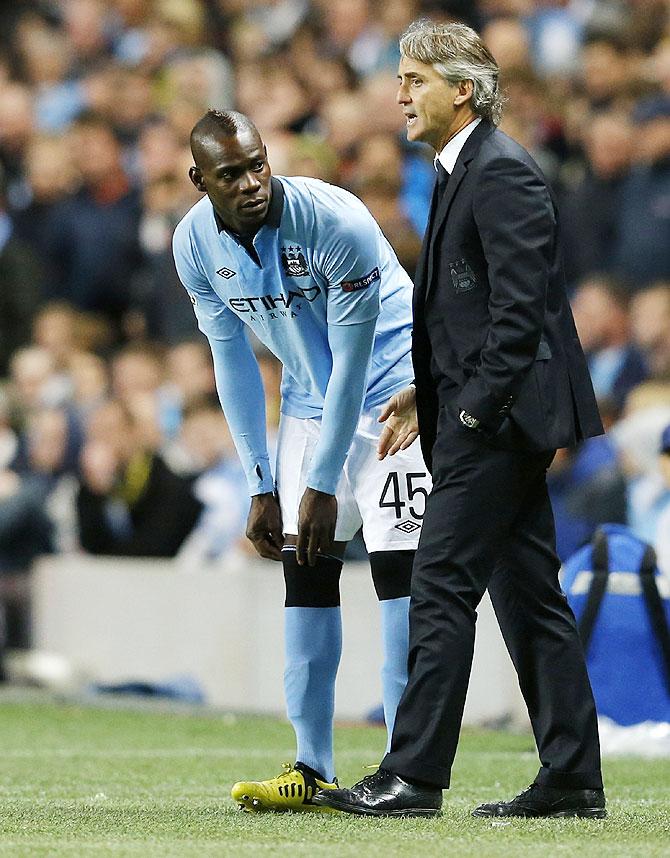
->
[173,110,428,812]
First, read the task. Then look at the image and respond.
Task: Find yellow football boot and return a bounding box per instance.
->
[231,762,338,813]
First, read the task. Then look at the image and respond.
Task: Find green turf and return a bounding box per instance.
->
[0,690,668,857]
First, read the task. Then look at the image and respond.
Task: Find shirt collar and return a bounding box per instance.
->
[213,175,284,235]
[434,117,482,174]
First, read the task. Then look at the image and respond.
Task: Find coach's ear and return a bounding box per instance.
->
[454,79,473,107]
[189,166,207,193]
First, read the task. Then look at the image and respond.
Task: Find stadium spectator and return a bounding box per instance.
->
[579,29,634,112]
[548,441,627,562]
[0,404,81,658]
[32,302,81,373]
[351,133,423,274]
[76,398,202,557]
[612,97,670,289]
[166,340,217,413]
[175,404,249,565]
[654,423,670,575]
[0,82,35,201]
[560,110,635,287]
[67,350,109,422]
[8,347,70,425]
[0,166,43,376]
[11,134,79,261]
[571,276,648,414]
[40,114,142,333]
[629,283,670,379]
[627,455,670,547]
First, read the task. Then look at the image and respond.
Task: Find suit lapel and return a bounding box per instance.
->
[423,120,496,304]
[412,180,440,314]
[424,160,467,303]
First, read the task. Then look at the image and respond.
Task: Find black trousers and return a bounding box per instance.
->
[382,405,603,790]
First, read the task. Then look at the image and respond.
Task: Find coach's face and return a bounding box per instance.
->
[189,127,272,235]
[397,56,470,151]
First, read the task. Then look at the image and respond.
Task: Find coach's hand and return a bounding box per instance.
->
[246,492,284,561]
[377,385,419,460]
[297,488,337,567]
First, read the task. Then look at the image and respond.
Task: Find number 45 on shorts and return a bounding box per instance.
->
[379,471,428,526]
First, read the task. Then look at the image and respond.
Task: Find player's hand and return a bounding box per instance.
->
[296,487,337,567]
[377,385,419,460]
[246,492,284,561]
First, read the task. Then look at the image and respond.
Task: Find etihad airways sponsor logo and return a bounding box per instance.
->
[227,285,321,314]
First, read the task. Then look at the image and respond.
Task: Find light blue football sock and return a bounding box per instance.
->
[284,606,342,783]
[379,595,410,752]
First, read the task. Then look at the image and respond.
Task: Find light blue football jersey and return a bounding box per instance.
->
[172,176,414,418]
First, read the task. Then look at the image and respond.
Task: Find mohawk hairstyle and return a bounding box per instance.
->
[190,109,260,163]
[191,109,256,141]
[202,108,240,135]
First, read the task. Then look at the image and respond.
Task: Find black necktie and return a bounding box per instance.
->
[425,162,450,239]
[436,161,450,191]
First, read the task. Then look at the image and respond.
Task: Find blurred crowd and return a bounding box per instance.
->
[0,0,670,659]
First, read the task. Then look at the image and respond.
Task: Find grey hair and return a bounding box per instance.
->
[400,19,504,126]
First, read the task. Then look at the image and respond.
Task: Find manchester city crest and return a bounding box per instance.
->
[449,258,478,294]
[281,245,309,277]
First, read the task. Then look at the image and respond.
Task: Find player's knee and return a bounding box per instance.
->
[369,550,414,600]
[282,547,343,607]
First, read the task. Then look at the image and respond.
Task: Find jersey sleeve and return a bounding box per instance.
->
[208,330,274,496]
[305,318,376,494]
[315,205,383,327]
[172,225,243,342]
[172,222,271,496]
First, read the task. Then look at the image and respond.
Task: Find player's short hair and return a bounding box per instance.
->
[191,109,258,143]
[190,110,261,163]
[400,19,504,126]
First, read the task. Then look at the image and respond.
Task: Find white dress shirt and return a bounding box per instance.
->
[435,117,482,174]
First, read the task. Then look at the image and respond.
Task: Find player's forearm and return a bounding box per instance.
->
[306,318,376,495]
[208,334,273,496]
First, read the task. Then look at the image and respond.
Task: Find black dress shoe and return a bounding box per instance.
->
[311,767,442,817]
[472,783,606,819]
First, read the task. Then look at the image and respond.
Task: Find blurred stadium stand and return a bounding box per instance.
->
[0,0,670,703]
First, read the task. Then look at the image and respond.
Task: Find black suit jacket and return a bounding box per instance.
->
[412,120,603,472]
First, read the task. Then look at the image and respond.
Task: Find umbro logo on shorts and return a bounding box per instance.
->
[217,267,236,279]
[395,520,421,534]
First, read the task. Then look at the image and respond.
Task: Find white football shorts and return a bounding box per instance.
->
[275,405,432,552]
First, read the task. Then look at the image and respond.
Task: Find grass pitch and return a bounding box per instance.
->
[0,690,668,857]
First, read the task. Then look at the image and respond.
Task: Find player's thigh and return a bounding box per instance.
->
[347,409,431,554]
[275,413,362,542]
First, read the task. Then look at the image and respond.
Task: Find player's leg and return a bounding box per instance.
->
[369,549,413,747]
[348,406,431,751]
[232,415,361,812]
[280,538,345,784]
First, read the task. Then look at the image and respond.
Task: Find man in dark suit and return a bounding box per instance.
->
[314,19,606,819]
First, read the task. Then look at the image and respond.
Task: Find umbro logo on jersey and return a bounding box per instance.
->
[217,267,236,279]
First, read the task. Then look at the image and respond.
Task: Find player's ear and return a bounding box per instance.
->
[189,166,207,193]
